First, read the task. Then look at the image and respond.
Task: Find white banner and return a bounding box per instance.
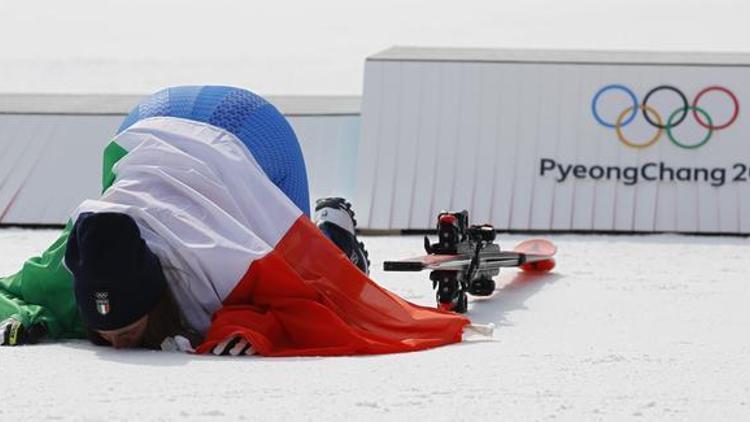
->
[356,48,750,233]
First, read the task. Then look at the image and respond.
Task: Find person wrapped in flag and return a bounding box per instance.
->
[0,86,470,355]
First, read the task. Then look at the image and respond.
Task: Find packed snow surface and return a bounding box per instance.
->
[1,228,749,420]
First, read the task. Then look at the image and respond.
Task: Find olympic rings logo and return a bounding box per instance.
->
[591,84,740,150]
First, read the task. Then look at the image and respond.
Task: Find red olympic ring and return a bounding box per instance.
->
[691,86,740,130]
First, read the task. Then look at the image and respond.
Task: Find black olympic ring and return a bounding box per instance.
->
[641,85,689,129]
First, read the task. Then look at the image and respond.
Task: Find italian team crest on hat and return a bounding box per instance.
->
[95,292,110,316]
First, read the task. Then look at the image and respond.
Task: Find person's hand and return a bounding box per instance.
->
[0,318,46,346]
[212,336,255,356]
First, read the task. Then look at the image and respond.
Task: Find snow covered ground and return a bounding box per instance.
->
[2,228,750,420]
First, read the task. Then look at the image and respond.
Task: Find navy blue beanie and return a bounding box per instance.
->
[65,212,167,331]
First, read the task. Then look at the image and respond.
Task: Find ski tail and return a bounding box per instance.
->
[513,239,556,272]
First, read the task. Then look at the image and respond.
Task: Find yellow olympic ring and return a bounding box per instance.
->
[615,104,663,149]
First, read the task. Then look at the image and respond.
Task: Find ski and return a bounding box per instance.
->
[383,243,555,272]
[383,210,557,313]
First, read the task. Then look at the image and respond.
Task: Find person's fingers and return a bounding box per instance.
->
[229,338,249,356]
[212,337,232,355]
[212,336,254,356]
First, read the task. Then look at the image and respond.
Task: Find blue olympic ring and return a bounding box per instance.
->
[591,84,638,128]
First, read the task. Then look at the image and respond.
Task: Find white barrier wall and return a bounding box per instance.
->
[0,114,122,225]
[355,47,750,233]
[0,95,360,225]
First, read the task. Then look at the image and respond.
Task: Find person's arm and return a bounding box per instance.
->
[0,223,85,344]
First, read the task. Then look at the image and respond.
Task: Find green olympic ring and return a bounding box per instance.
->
[666,106,714,150]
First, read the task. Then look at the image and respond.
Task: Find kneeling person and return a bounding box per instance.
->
[1,86,468,356]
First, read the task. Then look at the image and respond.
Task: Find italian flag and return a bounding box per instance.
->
[39,116,469,356]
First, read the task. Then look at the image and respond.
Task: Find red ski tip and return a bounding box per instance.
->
[513,238,557,256]
[520,258,556,273]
